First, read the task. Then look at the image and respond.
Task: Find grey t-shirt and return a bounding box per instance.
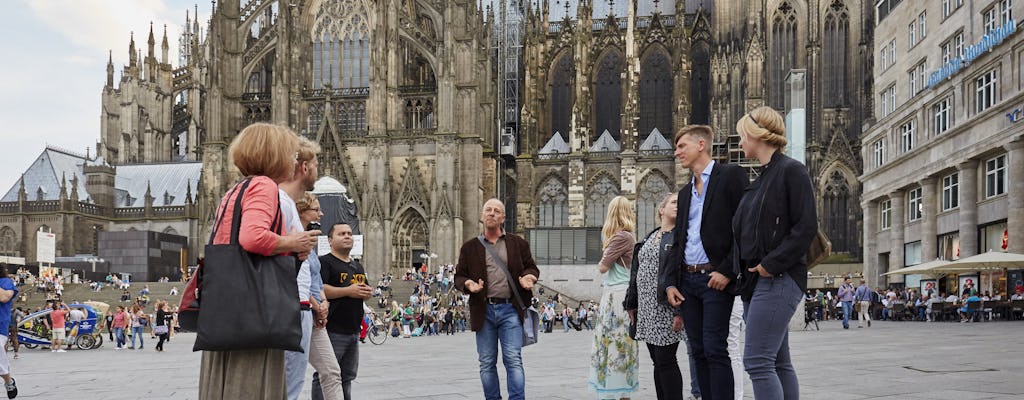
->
[484,237,512,299]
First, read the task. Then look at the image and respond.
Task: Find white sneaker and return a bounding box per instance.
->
[56,349,67,353]
[51,349,56,353]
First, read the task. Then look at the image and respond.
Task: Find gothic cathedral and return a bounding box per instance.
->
[85,0,871,278]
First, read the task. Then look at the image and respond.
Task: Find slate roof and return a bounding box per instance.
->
[114,163,201,207]
[539,131,570,155]
[639,127,672,151]
[1,148,91,202]
[1,146,201,208]
[589,129,621,152]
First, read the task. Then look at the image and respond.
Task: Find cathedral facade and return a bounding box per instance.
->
[518,0,872,265]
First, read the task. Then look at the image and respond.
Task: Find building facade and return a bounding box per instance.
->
[861,0,1024,291]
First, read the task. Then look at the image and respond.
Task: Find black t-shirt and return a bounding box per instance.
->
[320,253,368,335]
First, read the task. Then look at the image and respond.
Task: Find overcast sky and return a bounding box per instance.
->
[0,0,207,193]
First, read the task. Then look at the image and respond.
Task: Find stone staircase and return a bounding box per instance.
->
[18,281,184,312]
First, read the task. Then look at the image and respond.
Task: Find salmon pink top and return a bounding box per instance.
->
[210,176,282,256]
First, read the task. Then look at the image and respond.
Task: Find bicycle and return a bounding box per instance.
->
[365,314,388,345]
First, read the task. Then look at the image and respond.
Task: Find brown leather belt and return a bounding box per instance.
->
[685,263,714,274]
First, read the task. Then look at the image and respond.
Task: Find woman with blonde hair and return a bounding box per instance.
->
[732,106,817,399]
[588,196,639,400]
[198,123,321,399]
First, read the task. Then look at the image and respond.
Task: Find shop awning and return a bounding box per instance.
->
[931,251,1024,272]
[881,259,951,276]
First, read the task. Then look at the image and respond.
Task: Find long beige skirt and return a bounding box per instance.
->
[199,349,286,399]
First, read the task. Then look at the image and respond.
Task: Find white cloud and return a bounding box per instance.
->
[27,0,191,67]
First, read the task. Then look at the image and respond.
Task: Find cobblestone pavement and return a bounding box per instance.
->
[9,320,1024,399]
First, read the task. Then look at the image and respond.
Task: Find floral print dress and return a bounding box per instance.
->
[588,263,639,399]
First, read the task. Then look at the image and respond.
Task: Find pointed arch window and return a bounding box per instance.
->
[636,173,671,235]
[824,171,850,253]
[537,177,568,227]
[0,226,17,257]
[639,48,673,144]
[549,52,574,147]
[823,1,849,107]
[594,51,624,142]
[585,175,619,226]
[690,39,711,124]
[770,2,798,109]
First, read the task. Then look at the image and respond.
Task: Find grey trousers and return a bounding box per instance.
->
[743,274,802,400]
[311,331,359,400]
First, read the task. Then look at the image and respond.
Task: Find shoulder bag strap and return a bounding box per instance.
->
[207,178,250,245]
[226,178,254,245]
[477,236,528,310]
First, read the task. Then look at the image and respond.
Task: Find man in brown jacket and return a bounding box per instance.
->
[454,198,539,400]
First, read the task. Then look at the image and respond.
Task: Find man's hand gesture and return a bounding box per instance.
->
[464,279,485,293]
[518,274,537,290]
[666,287,685,307]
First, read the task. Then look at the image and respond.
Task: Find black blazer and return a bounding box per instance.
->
[658,161,748,301]
[732,151,818,300]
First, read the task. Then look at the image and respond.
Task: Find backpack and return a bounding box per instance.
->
[390,326,400,337]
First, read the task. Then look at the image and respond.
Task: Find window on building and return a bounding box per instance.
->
[549,52,574,144]
[639,49,674,143]
[770,3,799,109]
[823,3,849,107]
[880,199,892,230]
[889,40,897,66]
[985,154,1007,198]
[932,96,952,135]
[900,119,916,153]
[942,172,960,211]
[880,48,888,71]
[919,11,927,38]
[905,241,923,266]
[1000,0,1013,26]
[954,31,965,59]
[585,175,618,226]
[594,51,624,142]
[880,85,896,117]
[941,40,952,64]
[975,69,997,113]
[536,177,569,227]
[873,139,886,167]
[942,0,951,18]
[908,22,917,47]
[909,60,927,96]
[908,187,923,221]
[984,5,998,32]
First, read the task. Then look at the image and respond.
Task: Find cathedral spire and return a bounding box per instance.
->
[161,24,170,64]
[147,22,156,59]
[106,50,114,87]
[128,32,137,66]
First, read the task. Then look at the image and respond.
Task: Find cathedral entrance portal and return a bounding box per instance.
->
[392,208,429,274]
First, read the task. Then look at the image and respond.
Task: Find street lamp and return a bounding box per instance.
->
[419,252,438,273]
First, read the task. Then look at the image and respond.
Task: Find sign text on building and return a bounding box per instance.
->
[928,19,1017,89]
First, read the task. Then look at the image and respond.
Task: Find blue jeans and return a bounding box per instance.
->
[680,272,735,400]
[681,333,701,397]
[130,326,143,348]
[841,301,853,328]
[743,274,802,400]
[114,327,125,348]
[285,310,313,400]
[475,303,525,400]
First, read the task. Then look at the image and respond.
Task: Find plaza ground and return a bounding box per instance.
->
[9,319,1023,399]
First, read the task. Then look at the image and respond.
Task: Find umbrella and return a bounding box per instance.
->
[881,258,951,276]
[932,251,1024,272]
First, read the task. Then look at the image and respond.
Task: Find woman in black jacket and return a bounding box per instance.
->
[624,193,687,400]
[732,106,817,399]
